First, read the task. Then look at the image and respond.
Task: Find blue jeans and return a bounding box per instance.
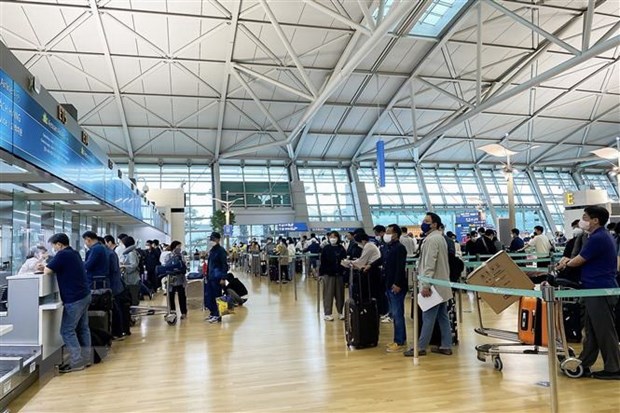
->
[288,262,295,280]
[418,301,452,350]
[61,294,92,366]
[387,289,406,345]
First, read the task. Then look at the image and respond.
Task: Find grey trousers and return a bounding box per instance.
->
[323,275,345,316]
[580,295,620,372]
[226,288,244,306]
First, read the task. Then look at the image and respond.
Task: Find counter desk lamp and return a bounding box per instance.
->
[478,135,519,230]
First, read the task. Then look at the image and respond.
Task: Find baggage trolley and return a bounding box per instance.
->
[130,273,178,326]
[474,288,583,378]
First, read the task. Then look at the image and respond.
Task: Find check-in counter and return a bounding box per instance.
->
[0,272,63,409]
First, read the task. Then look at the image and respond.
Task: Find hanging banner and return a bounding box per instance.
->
[377,139,386,188]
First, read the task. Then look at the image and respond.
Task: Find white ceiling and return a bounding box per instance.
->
[0,0,618,168]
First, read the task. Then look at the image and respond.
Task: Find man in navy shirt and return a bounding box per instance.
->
[383,224,408,353]
[206,232,229,323]
[509,228,525,252]
[83,231,109,288]
[44,233,92,373]
[558,206,620,380]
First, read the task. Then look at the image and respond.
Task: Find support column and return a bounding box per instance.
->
[474,166,499,227]
[526,169,557,231]
[128,160,135,180]
[571,170,585,190]
[349,165,374,231]
[212,161,222,214]
[289,163,310,224]
[415,165,433,211]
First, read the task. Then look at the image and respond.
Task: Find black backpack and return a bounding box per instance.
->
[448,253,464,282]
[136,248,147,275]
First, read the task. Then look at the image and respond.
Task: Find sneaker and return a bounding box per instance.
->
[404,348,427,357]
[386,343,405,353]
[324,315,334,321]
[208,316,222,324]
[591,370,620,380]
[59,362,86,374]
[112,335,126,341]
[431,347,453,356]
[338,314,345,320]
[381,316,393,324]
[180,314,187,320]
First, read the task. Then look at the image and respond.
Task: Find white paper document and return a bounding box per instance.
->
[417,286,443,312]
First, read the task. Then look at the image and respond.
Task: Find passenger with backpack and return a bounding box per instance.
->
[159,240,188,320]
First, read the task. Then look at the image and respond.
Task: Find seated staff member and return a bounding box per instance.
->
[556,206,620,380]
[44,233,92,373]
[18,246,47,274]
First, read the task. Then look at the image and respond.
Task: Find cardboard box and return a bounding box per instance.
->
[467,250,535,314]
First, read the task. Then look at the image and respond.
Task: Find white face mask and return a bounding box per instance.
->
[329,237,337,245]
[209,240,217,247]
[578,219,590,232]
[375,235,382,242]
[383,234,393,244]
[572,228,583,238]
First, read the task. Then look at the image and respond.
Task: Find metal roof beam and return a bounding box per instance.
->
[214,1,242,161]
[88,0,133,159]
[408,35,620,155]
[232,64,314,101]
[351,0,476,160]
[303,0,372,36]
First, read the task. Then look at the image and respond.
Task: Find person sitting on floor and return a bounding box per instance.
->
[220,273,248,306]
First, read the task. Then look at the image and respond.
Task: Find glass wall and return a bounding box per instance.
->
[220,164,291,208]
[535,171,578,229]
[581,173,618,201]
[298,168,358,221]
[133,164,213,251]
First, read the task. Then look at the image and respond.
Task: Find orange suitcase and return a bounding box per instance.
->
[518,297,548,347]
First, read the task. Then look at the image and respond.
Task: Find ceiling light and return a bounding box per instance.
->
[590,147,619,160]
[478,143,517,157]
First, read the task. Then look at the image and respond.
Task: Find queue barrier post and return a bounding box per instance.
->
[542,284,559,413]
[412,269,420,366]
[293,256,298,301]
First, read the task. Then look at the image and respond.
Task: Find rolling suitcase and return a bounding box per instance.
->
[89,310,111,334]
[90,288,113,312]
[345,265,379,349]
[518,297,548,347]
[90,327,113,363]
[562,301,583,343]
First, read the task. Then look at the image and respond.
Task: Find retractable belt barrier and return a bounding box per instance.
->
[413,274,619,413]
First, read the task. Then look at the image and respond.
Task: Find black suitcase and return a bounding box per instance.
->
[345,266,379,349]
[89,310,111,334]
[413,298,459,346]
[562,301,583,343]
[90,288,113,312]
[269,264,280,282]
[90,327,113,364]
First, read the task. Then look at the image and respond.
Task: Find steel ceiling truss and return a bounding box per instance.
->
[1,0,618,166]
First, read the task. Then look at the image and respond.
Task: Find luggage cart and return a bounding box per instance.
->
[130,273,179,326]
[473,288,583,378]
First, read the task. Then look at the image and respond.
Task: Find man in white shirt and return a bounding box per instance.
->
[399,226,418,256]
[527,225,552,269]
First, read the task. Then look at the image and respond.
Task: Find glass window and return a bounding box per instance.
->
[581,173,618,201]
[220,165,291,208]
[299,168,358,221]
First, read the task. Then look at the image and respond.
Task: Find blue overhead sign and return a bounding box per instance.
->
[223,224,234,237]
[275,222,309,232]
[0,68,147,221]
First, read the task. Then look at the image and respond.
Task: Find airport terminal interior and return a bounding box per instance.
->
[0,0,619,412]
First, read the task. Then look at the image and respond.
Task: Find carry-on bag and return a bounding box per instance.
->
[345,265,379,349]
[90,288,113,312]
[518,297,548,346]
[414,298,459,346]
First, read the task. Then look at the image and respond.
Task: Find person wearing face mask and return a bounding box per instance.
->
[320,231,348,321]
[372,225,386,246]
[556,206,620,380]
[341,231,382,314]
[160,240,188,320]
[526,226,552,269]
[82,231,109,288]
[382,224,408,353]
[18,245,48,274]
[345,231,363,260]
[206,232,229,323]
[406,212,453,357]
[508,228,525,252]
[44,233,92,373]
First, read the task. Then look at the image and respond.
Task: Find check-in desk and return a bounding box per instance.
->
[0,273,63,409]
